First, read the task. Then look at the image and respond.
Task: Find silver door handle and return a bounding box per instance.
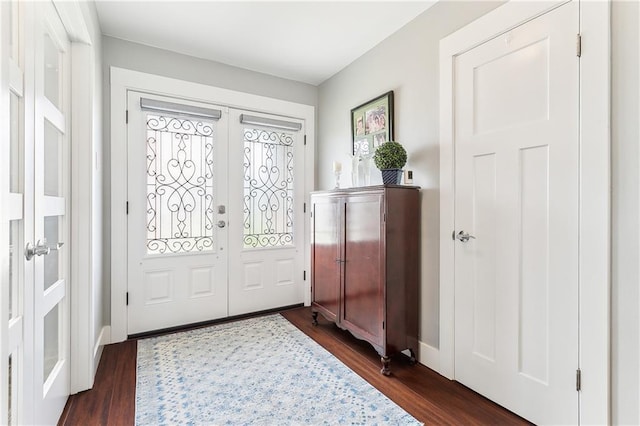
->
[24,240,64,261]
[216,220,226,228]
[454,230,476,243]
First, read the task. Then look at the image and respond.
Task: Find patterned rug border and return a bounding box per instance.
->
[135,314,421,425]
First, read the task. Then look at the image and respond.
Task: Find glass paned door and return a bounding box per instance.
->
[2,2,71,424]
[127,92,229,335]
[228,110,305,316]
[2,1,30,425]
[32,2,70,423]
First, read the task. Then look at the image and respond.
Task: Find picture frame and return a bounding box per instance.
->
[350,91,394,156]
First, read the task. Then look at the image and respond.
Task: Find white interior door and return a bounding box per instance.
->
[227,110,305,316]
[2,1,71,424]
[2,2,32,425]
[453,2,579,424]
[33,2,71,423]
[127,92,229,335]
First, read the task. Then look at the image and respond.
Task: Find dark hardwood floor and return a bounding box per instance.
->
[59,306,530,425]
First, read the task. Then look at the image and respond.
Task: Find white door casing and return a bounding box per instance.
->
[110,68,315,341]
[439,0,610,424]
[453,2,578,424]
[127,92,229,335]
[227,110,305,316]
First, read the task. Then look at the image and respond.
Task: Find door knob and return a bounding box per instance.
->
[216,220,226,228]
[454,230,476,243]
[24,239,64,261]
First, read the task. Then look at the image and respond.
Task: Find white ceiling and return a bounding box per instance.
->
[94,1,436,85]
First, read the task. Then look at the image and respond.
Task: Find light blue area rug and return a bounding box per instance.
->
[136,314,421,425]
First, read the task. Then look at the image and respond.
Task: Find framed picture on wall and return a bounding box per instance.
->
[350,91,394,155]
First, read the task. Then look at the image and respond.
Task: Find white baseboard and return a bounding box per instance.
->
[418,340,442,375]
[93,325,111,376]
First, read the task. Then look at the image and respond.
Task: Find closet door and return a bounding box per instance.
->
[341,191,384,348]
[310,194,341,322]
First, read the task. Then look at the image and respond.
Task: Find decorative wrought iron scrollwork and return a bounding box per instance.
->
[242,128,294,248]
[146,114,215,254]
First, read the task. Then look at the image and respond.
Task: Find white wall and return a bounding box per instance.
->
[318,0,639,422]
[101,37,318,323]
[611,0,639,423]
[318,0,504,349]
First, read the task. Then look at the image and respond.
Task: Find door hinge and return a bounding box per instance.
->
[576,34,582,57]
[126,110,129,124]
[126,201,129,215]
[383,213,387,222]
[303,270,306,281]
[304,135,307,145]
[576,369,581,391]
[382,321,385,329]
[126,292,129,306]
[304,202,306,213]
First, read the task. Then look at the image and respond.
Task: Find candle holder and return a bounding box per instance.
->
[351,151,361,188]
[333,161,342,188]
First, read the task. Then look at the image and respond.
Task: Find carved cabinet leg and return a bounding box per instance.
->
[380,356,391,376]
[409,349,417,365]
[312,311,318,326]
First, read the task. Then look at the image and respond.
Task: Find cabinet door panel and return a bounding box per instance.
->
[342,194,384,347]
[311,197,341,320]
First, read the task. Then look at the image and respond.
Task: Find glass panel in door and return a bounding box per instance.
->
[242,128,295,249]
[43,305,59,382]
[43,216,60,291]
[43,119,61,196]
[9,92,21,193]
[145,114,216,254]
[43,32,60,109]
[8,220,21,321]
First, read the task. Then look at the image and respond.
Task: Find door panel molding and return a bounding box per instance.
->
[110,67,315,343]
[439,0,610,424]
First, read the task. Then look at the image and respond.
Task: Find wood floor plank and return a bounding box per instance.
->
[60,307,530,425]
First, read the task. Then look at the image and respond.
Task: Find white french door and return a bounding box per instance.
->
[227,110,305,316]
[1,1,71,424]
[33,3,71,421]
[1,2,29,424]
[127,92,229,335]
[126,93,306,333]
[452,2,578,424]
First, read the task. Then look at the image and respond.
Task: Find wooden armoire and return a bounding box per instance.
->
[310,185,420,375]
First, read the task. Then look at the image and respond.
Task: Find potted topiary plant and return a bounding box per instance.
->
[373,141,407,185]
